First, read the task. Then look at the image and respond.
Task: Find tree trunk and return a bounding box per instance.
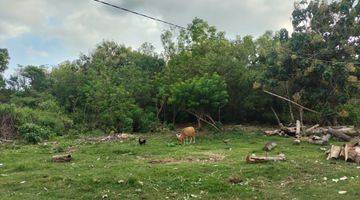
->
[328,127,352,142]
[332,116,339,126]
[197,117,202,128]
[285,81,295,122]
[327,145,342,160]
[308,134,331,145]
[296,120,301,136]
[271,107,283,128]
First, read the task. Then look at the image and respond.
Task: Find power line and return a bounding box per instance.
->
[92,0,186,30]
[92,0,360,66]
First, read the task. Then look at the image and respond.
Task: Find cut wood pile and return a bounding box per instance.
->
[264,123,360,163]
[326,140,360,163]
[264,125,359,142]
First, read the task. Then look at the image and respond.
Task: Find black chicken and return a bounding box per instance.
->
[138,138,146,145]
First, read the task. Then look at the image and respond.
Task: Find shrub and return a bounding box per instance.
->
[166,123,175,131]
[16,107,73,136]
[18,123,53,144]
[134,110,158,133]
[0,103,72,140]
[339,100,360,126]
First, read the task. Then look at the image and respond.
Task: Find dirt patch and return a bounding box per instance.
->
[82,133,135,142]
[148,153,225,164]
[228,176,243,184]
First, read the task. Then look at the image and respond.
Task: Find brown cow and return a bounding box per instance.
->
[176,126,196,145]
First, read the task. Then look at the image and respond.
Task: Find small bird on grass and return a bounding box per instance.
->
[138,138,146,145]
[263,141,277,157]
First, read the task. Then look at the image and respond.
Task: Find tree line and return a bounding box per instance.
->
[0,0,359,142]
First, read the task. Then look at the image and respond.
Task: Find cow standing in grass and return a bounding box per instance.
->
[176,126,196,145]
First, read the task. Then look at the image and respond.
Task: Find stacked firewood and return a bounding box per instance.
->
[264,124,358,142]
[326,139,360,163]
[264,124,360,163]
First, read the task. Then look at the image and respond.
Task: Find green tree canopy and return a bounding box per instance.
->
[169,73,229,127]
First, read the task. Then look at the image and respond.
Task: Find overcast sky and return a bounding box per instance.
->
[0,0,296,75]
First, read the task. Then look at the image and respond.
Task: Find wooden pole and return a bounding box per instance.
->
[263,90,319,114]
[271,107,284,128]
[285,81,295,122]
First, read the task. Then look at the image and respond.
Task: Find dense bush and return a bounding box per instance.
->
[132,108,158,132]
[16,107,73,136]
[0,103,72,141]
[339,100,360,127]
[18,123,53,144]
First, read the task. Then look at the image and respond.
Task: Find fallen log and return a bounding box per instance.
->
[264,130,282,136]
[246,154,286,163]
[308,134,331,145]
[326,143,360,163]
[296,120,301,136]
[347,147,360,163]
[305,124,319,133]
[344,144,360,163]
[281,126,297,136]
[0,139,13,143]
[328,128,352,142]
[327,145,342,160]
[52,154,72,162]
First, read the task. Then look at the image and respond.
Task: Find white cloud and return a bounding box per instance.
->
[0,0,296,61]
[0,21,29,41]
[26,47,49,57]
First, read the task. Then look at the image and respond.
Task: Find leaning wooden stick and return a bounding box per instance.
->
[263,90,319,114]
[271,107,284,128]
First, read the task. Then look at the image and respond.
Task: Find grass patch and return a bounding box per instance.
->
[0,130,359,199]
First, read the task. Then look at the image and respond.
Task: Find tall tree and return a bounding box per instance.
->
[169,73,229,128]
[0,48,9,89]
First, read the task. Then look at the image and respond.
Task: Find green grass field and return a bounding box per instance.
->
[0,128,359,200]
